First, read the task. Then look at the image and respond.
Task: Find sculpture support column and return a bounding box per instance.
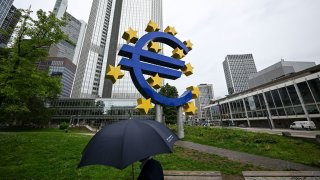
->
[155,104,162,123]
[177,106,184,139]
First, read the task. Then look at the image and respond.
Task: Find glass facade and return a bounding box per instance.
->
[50,98,155,127]
[203,67,320,129]
[0,0,13,26]
[195,84,214,119]
[72,0,114,98]
[0,4,20,47]
[37,57,77,97]
[103,0,163,99]
[72,0,163,99]
[50,0,86,65]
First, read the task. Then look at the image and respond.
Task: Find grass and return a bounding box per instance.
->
[0,130,264,179]
[180,126,320,167]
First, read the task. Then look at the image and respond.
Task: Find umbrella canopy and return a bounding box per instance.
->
[78,119,178,170]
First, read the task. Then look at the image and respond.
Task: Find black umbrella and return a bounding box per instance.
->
[78,119,178,170]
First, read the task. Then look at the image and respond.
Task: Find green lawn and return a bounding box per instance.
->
[182,126,320,167]
[0,130,264,179]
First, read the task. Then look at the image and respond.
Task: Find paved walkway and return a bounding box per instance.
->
[176,141,320,171]
[229,127,320,139]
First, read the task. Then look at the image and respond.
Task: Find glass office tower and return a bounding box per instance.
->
[50,0,87,65]
[195,84,214,120]
[0,5,21,47]
[72,0,163,98]
[0,0,14,26]
[223,54,257,95]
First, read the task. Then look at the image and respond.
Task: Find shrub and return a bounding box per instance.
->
[59,122,69,130]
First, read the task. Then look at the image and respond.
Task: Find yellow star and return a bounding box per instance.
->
[186,86,200,99]
[181,63,193,76]
[183,40,193,51]
[136,98,154,114]
[122,27,138,44]
[164,26,177,36]
[145,20,160,32]
[147,41,161,53]
[105,65,124,84]
[183,101,197,115]
[171,47,185,59]
[147,73,163,89]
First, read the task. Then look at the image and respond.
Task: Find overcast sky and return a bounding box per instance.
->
[13,0,320,98]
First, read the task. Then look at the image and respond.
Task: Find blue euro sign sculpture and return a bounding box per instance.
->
[118,31,192,107]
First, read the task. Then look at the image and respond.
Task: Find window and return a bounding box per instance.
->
[265,91,275,108]
[307,78,320,102]
[253,95,261,110]
[305,105,319,114]
[297,82,315,104]
[258,94,266,109]
[277,108,286,116]
[270,109,278,116]
[294,106,304,115]
[285,107,295,116]
[271,90,283,107]
[287,85,301,105]
[278,87,292,106]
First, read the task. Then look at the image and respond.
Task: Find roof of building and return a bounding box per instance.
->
[213,64,320,103]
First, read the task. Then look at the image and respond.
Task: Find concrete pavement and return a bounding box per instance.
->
[216,126,320,139]
[176,141,320,171]
[236,127,319,139]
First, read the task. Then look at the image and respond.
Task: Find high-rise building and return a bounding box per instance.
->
[53,0,68,19]
[0,5,21,47]
[37,57,76,97]
[72,0,163,98]
[195,84,214,120]
[223,54,257,95]
[0,0,14,26]
[49,0,86,65]
[248,59,316,88]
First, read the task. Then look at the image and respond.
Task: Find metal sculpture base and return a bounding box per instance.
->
[177,106,184,139]
[155,104,162,123]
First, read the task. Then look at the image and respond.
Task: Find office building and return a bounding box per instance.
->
[49,0,86,65]
[195,84,214,120]
[203,64,320,129]
[72,0,163,99]
[0,0,14,26]
[0,5,20,47]
[37,57,76,97]
[49,98,155,126]
[248,59,316,88]
[223,54,257,94]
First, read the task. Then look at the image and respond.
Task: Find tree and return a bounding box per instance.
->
[0,9,67,126]
[159,83,179,124]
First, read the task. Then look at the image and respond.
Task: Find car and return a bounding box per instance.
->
[290,121,316,130]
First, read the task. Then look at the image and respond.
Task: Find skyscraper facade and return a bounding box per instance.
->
[0,5,21,47]
[50,0,86,65]
[223,54,257,95]
[0,0,14,26]
[37,57,76,97]
[195,84,214,120]
[72,0,163,99]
